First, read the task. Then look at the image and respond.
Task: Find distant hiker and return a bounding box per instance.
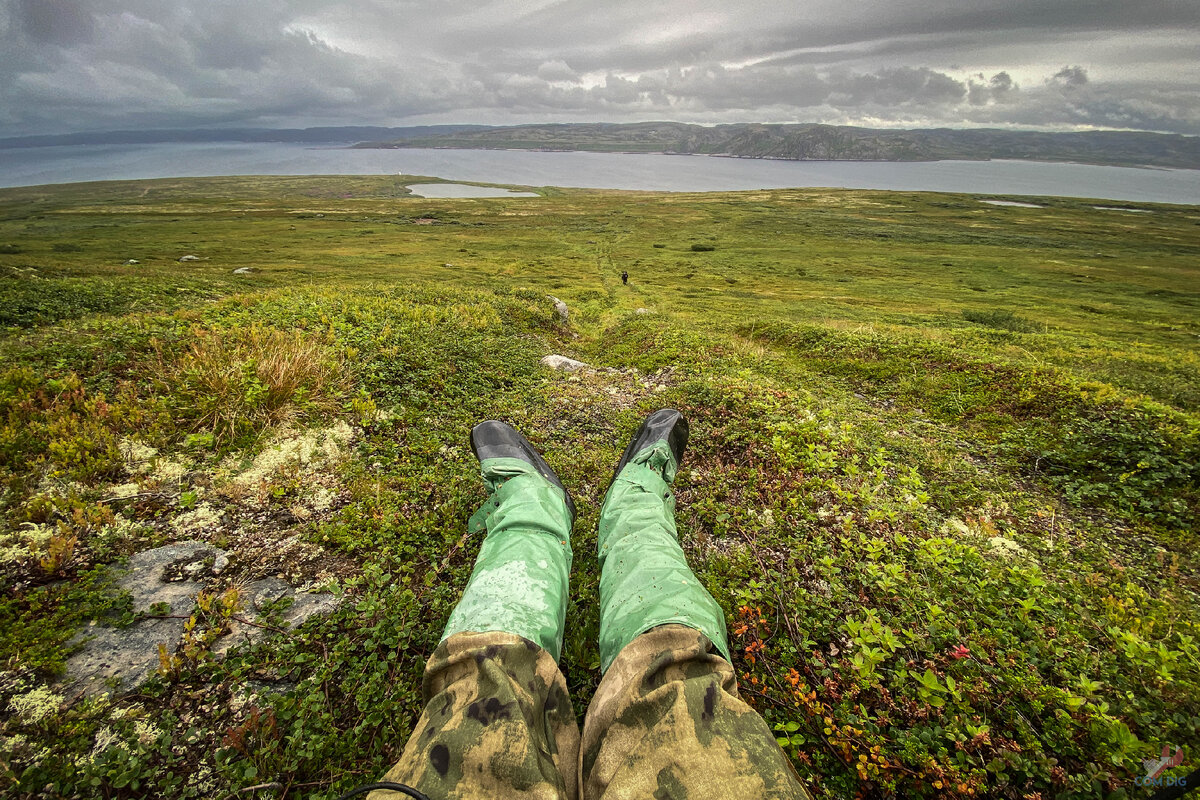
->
[620,270,629,285]
[365,411,812,800]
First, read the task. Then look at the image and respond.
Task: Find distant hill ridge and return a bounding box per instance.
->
[4,122,1197,169]
[356,121,1200,169]
[0,125,489,149]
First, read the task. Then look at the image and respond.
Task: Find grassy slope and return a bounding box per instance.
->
[0,176,1197,799]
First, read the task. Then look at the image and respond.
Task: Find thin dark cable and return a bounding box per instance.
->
[333,781,432,800]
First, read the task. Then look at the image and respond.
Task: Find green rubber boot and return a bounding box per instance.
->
[440,422,574,662]
[597,409,731,672]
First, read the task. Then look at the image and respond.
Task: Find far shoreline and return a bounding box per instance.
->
[348,143,1173,171]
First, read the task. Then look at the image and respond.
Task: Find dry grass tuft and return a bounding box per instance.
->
[158,326,348,444]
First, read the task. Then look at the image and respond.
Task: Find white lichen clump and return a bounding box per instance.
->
[120,439,190,484]
[172,503,223,535]
[309,486,337,512]
[227,421,355,490]
[120,439,159,472]
[0,523,56,565]
[93,514,148,549]
[107,482,141,499]
[133,719,162,746]
[8,686,63,724]
[151,456,191,484]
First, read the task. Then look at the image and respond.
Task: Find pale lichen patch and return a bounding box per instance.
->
[171,503,224,536]
[8,686,64,724]
[0,523,56,565]
[226,421,355,492]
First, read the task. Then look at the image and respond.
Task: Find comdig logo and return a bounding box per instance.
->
[1137,745,1186,788]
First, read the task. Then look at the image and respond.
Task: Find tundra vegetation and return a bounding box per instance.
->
[0,175,1197,799]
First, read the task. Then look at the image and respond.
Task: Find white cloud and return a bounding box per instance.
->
[0,0,1198,135]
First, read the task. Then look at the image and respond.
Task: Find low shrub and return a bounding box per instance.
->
[962,309,1044,333]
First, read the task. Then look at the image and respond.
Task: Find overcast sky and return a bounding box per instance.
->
[2,0,1199,137]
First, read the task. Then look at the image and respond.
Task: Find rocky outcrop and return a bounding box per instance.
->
[62,542,338,698]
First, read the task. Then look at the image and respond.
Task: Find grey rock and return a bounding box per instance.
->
[178,255,201,262]
[65,616,185,698]
[232,267,253,275]
[124,259,139,265]
[546,295,569,324]
[212,577,340,657]
[63,541,226,697]
[62,542,337,698]
[540,354,588,372]
[119,541,228,606]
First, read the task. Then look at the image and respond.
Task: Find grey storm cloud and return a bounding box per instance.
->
[1,0,1198,136]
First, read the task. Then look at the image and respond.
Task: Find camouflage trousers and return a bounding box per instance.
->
[372,624,811,800]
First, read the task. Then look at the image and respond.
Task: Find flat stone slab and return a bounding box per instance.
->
[212,577,341,656]
[62,542,338,698]
[63,541,225,697]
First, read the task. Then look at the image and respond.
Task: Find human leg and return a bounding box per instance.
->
[594,409,729,672]
[581,410,810,799]
[372,422,580,800]
[580,625,810,800]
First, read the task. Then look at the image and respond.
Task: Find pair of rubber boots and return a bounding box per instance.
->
[440,409,730,672]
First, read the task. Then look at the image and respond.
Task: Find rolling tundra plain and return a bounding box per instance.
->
[0,175,1197,798]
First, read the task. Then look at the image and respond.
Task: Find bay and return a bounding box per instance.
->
[1,141,1199,204]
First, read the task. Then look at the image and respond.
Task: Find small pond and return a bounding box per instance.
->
[406,182,539,198]
[980,199,1044,208]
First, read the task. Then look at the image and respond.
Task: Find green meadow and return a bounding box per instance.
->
[0,175,1197,798]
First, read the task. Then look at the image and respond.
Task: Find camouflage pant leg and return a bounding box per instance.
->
[579,624,812,800]
[372,631,580,800]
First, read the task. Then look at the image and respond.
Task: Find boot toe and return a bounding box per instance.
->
[613,408,689,479]
[471,421,576,520]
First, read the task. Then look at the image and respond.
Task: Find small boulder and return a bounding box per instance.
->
[232,267,253,275]
[541,354,588,372]
[178,255,201,262]
[124,259,139,265]
[547,296,569,324]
